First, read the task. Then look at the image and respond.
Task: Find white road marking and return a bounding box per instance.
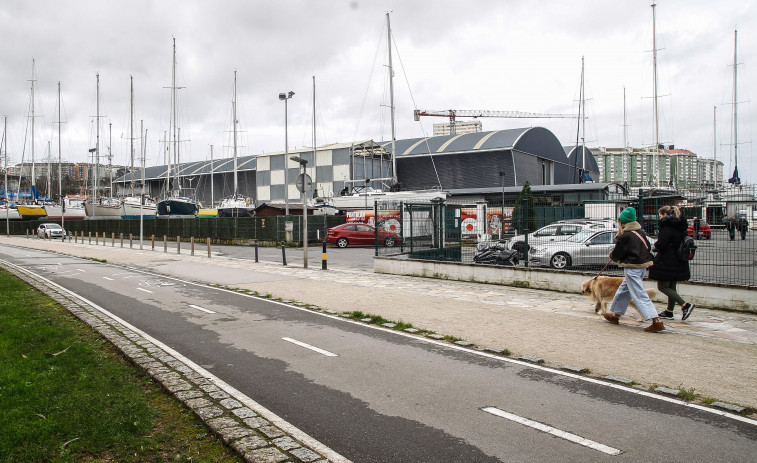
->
[282,337,339,357]
[189,304,215,314]
[136,287,152,293]
[102,277,114,281]
[482,407,622,456]
[76,269,85,272]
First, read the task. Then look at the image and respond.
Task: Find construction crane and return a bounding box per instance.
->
[413,109,578,135]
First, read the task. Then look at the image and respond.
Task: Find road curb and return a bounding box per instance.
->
[1,261,339,463]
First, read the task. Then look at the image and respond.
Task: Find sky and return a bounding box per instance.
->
[1,0,755,185]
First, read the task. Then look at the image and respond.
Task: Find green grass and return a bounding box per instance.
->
[0,269,241,462]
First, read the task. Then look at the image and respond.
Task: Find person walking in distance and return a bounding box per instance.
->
[726,216,737,240]
[737,216,749,240]
[693,216,701,239]
[603,207,665,332]
[649,206,694,320]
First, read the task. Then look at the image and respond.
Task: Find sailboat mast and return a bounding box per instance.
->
[713,105,717,188]
[57,82,63,230]
[108,122,113,197]
[30,60,36,194]
[312,75,317,193]
[171,38,178,193]
[46,141,51,198]
[232,70,238,196]
[210,145,214,206]
[623,87,628,148]
[733,29,738,174]
[92,72,100,218]
[652,2,660,187]
[130,75,135,197]
[4,116,8,236]
[580,57,586,172]
[386,12,397,186]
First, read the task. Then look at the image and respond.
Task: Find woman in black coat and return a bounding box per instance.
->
[649,206,694,320]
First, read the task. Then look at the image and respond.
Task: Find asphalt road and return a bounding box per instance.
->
[2,244,756,462]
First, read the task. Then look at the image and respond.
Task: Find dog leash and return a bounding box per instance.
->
[593,260,612,280]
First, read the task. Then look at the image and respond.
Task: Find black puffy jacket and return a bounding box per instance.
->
[649,216,690,281]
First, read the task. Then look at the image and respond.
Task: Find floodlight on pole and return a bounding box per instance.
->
[279,91,295,215]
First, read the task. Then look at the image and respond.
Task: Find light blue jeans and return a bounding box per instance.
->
[610,268,658,321]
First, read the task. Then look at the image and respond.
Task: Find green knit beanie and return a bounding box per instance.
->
[619,207,637,224]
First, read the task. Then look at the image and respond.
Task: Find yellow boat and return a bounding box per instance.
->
[17,204,47,220]
[197,208,218,218]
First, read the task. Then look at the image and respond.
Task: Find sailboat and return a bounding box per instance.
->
[45,82,86,221]
[121,76,157,219]
[217,71,254,218]
[84,73,121,219]
[1,116,21,222]
[16,60,48,221]
[727,29,742,187]
[328,13,447,213]
[157,38,199,218]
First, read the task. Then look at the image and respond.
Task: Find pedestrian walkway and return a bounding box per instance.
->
[3,236,756,413]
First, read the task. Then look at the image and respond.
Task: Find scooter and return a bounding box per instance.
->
[473,235,519,266]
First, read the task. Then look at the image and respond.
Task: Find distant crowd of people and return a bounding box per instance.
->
[725,215,750,240]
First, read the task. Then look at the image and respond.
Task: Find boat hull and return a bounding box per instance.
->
[121,198,157,219]
[197,208,218,218]
[0,207,22,220]
[84,203,122,219]
[17,204,47,220]
[44,205,87,221]
[157,198,199,217]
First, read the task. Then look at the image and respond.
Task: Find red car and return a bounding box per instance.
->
[326,223,401,248]
[687,219,711,239]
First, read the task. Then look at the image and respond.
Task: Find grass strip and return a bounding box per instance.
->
[0,269,240,462]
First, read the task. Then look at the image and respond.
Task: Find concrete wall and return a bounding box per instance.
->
[374,257,756,314]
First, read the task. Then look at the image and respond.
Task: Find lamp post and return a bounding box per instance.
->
[290,155,308,268]
[279,91,295,215]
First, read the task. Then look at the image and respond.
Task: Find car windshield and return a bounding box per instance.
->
[567,231,595,243]
[46,224,62,229]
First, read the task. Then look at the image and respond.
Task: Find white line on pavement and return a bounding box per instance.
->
[189,304,216,314]
[481,406,622,456]
[136,287,152,293]
[282,337,339,357]
[77,269,85,272]
[102,277,114,281]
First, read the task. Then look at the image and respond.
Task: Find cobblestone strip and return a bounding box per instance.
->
[2,262,334,463]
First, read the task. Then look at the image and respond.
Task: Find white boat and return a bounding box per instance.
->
[85,197,122,218]
[330,186,447,211]
[45,196,86,221]
[121,195,157,219]
[0,204,21,220]
[217,71,254,218]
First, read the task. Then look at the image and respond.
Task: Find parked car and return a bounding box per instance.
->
[687,219,711,239]
[529,229,656,269]
[506,219,617,258]
[326,223,401,248]
[37,223,66,239]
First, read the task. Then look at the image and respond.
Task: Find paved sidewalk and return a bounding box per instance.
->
[3,236,757,415]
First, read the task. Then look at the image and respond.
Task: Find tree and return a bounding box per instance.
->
[511,181,536,233]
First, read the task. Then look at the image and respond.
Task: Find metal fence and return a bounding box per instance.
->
[375,192,757,288]
[5,215,347,245]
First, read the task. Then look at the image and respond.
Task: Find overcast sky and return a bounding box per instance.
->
[1,0,755,184]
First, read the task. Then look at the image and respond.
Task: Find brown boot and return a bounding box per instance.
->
[644,319,665,332]
[603,313,620,325]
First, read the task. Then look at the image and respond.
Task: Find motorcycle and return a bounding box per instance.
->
[473,235,519,266]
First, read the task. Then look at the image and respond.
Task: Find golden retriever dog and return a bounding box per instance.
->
[581,276,657,319]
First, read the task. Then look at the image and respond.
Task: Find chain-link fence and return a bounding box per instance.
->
[373,190,756,288]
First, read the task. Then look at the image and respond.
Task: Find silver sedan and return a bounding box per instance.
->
[528,230,617,269]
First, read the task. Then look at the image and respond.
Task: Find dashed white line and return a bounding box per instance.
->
[102,277,114,281]
[76,269,85,272]
[136,287,152,293]
[482,407,622,456]
[189,304,215,314]
[282,337,338,357]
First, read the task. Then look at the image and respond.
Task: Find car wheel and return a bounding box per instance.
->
[336,237,349,248]
[550,252,570,269]
[384,236,396,247]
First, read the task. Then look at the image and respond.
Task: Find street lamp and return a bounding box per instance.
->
[279,91,295,215]
[290,155,308,268]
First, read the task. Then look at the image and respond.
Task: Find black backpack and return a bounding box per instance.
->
[676,235,697,261]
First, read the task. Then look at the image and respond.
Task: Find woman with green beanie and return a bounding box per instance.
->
[603,207,666,332]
